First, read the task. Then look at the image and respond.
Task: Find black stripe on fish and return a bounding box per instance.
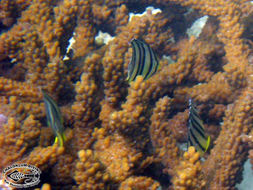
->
[127,39,159,82]
[190,103,207,139]
[42,90,65,146]
[43,93,62,122]
[129,40,139,81]
[189,126,206,152]
[143,42,153,79]
[189,114,206,139]
[136,40,145,77]
[190,120,207,148]
[146,43,158,79]
[187,99,210,154]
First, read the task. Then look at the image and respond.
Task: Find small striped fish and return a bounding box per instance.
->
[127,39,159,82]
[42,90,66,147]
[188,99,210,155]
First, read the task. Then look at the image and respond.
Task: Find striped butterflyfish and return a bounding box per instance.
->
[127,39,159,82]
[187,99,210,155]
[42,90,66,147]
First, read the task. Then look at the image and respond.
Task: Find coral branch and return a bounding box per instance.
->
[0,0,252,189]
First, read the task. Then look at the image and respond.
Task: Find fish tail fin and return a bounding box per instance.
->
[54,133,66,147]
[205,135,211,152]
[54,137,59,145]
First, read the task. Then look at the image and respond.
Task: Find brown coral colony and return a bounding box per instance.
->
[0,0,252,190]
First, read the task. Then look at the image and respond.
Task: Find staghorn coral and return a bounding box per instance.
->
[201,85,253,189]
[171,146,205,190]
[18,145,64,171]
[94,131,142,182]
[0,0,252,190]
[74,149,108,190]
[119,176,161,190]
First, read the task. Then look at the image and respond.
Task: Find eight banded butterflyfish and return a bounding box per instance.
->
[187,99,210,155]
[127,39,159,82]
[42,90,66,147]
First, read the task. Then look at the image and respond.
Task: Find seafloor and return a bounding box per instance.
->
[0,0,252,190]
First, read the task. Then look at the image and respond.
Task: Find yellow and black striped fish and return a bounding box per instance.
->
[42,90,66,147]
[188,99,210,155]
[127,39,159,82]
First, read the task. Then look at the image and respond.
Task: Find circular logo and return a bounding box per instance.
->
[2,163,41,188]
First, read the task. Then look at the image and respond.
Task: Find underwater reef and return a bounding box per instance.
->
[0,0,253,189]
